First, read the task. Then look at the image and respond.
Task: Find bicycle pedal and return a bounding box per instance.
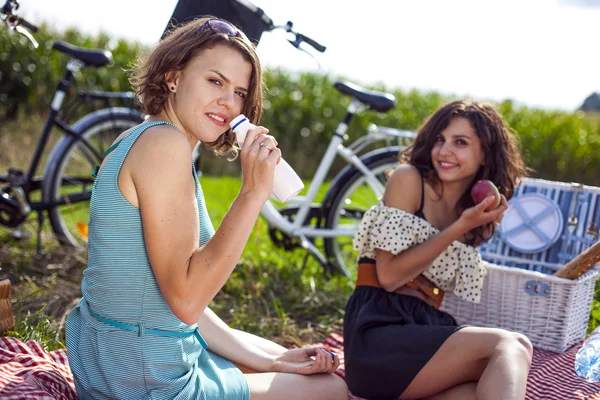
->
[8,230,29,241]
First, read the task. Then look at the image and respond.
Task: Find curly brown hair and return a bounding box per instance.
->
[130,16,263,156]
[399,99,528,245]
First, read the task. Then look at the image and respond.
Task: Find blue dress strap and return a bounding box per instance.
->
[91,139,124,178]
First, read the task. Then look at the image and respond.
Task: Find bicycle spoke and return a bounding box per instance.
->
[324,157,398,277]
[68,147,97,170]
[74,142,96,167]
[59,175,93,188]
[47,116,142,247]
[59,193,89,242]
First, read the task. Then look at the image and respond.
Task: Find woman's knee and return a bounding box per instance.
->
[513,332,533,362]
[496,331,533,364]
[321,374,349,400]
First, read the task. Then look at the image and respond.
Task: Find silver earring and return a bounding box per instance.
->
[170,86,176,91]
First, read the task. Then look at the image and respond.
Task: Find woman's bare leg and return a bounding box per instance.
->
[422,382,477,400]
[233,326,347,399]
[245,371,348,400]
[400,327,532,400]
[203,308,347,397]
[237,329,349,399]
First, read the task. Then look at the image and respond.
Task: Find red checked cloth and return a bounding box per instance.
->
[321,333,600,400]
[0,334,599,399]
[0,337,76,400]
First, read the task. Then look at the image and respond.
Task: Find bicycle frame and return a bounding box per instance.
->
[259,99,415,264]
[0,59,131,213]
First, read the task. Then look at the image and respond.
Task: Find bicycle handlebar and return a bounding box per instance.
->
[273,20,327,53]
[2,0,325,54]
[292,32,326,53]
[1,0,39,46]
[14,14,37,32]
[0,0,15,14]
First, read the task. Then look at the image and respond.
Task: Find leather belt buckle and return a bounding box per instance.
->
[406,275,445,309]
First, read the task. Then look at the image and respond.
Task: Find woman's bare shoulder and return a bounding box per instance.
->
[125,124,194,187]
[131,124,191,162]
[382,164,422,212]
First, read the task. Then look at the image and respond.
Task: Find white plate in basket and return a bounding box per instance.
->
[500,193,564,253]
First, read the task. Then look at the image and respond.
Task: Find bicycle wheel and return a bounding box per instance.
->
[323,150,400,277]
[42,107,145,247]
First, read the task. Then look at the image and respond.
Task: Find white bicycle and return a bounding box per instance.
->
[260,80,416,277]
[176,10,418,277]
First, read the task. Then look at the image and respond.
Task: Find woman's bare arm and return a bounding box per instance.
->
[132,125,279,324]
[375,165,503,291]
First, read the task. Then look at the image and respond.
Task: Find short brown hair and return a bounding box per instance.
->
[130,16,263,156]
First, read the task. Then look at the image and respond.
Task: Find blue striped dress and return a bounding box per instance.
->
[65,121,250,399]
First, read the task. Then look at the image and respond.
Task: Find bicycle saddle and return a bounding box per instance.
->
[52,41,113,68]
[334,81,396,113]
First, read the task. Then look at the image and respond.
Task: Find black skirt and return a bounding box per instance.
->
[343,286,464,400]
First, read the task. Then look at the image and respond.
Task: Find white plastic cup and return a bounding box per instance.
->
[230,115,304,203]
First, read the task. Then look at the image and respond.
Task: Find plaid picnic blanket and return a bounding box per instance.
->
[322,333,600,400]
[1,334,599,399]
[0,336,76,400]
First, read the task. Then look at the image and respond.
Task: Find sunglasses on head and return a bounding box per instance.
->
[198,18,242,38]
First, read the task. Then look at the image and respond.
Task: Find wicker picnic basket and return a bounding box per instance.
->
[0,279,14,333]
[442,177,600,353]
[440,262,598,353]
[478,177,600,275]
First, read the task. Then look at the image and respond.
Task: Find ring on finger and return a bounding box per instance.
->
[259,142,272,151]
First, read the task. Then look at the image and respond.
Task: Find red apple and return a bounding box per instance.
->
[471,180,501,209]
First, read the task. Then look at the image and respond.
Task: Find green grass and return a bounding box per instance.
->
[3,174,600,350]
[2,175,354,350]
[588,284,600,334]
[201,176,354,345]
[8,308,66,351]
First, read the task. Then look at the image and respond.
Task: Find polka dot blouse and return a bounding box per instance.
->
[353,204,487,303]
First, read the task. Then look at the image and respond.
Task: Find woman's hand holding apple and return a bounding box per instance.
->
[457,192,508,234]
[471,180,502,210]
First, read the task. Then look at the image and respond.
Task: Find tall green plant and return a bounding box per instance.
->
[2,23,600,185]
[0,23,143,119]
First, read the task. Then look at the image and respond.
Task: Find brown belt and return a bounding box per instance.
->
[356,263,445,309]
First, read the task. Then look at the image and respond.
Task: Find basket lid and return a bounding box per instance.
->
[500,193,564,253]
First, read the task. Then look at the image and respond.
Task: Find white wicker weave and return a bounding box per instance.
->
[440,262,598,353]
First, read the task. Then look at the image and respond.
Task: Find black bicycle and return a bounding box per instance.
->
[0,0,145,249]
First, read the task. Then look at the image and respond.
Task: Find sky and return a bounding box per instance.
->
[14,0,600,111]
